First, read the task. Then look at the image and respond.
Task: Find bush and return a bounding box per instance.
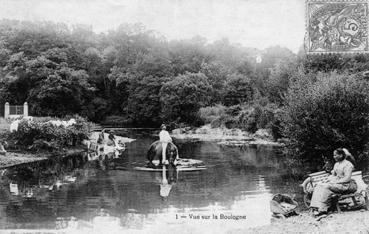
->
[198,104,226,124]
[204,103,281,135]
[225,105,242,116]
[282,72,369,164]
[238,107,258,133]
[5,116,90,152]
[255,103,280,130]
[211,114,238,129]
[126,75,169,126]
[270,108,285,140]
[101,115,129,127]
[82,97,109,122]
[223,73,254,106]
[160,72,212,124]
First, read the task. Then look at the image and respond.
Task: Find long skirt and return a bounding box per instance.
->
[310,180,357,212]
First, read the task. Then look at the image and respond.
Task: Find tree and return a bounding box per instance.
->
[29,67,94,116]
[168,37,210,75]
[160,72,212,124]
[223,73,254,106]
[126,75,169,126]
[300,54,344,74]
[200,62,231,103]
[82,97,109,122]
[282,72,369,165]
[266,60,297,104]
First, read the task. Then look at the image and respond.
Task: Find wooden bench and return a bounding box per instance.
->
[302,171,369,212]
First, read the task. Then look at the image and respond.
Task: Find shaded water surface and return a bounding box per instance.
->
[0,130,334,233]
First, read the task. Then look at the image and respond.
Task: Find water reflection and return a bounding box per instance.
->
[0,131,316,233]
[159,165,177,199]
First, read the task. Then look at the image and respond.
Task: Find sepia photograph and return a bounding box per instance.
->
[0,0,369,233]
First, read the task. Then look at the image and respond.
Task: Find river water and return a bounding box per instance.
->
[0,130,320,234]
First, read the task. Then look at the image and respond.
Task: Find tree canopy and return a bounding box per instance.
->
[2,19,369,166]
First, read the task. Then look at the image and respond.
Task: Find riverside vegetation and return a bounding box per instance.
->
[0,116,90,153]
[1,20,369,166]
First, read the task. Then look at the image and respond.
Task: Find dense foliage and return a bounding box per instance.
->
[0,20,294,127]
[282,72,369,165]
[160,72,211,124]
[199,103,281,134]
[2,20,369,164]
[5,117,90,152]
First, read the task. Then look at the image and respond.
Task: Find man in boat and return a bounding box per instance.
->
[159,124,172,165]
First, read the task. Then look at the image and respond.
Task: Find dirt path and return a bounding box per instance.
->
[231,210,369,234]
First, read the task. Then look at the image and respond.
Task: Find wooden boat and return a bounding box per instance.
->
[270,193,298,218]
[133,158,206,171]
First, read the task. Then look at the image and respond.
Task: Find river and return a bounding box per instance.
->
[0,130,328,234]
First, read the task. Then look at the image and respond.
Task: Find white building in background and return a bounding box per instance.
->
[3,102,28,119]
[256,54,262,64]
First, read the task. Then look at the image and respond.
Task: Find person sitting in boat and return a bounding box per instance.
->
[159,124,172,165]
[310,148,357,218]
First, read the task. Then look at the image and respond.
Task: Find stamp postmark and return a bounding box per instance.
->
[306,0,369,54]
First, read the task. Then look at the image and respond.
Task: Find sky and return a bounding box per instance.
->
[0,0,305,53]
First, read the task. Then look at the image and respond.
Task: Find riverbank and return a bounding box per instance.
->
[0,132,135,169]
[89,131,135,144]
[171,125,283,146]
[233,210,369,234]
[0,147,86,169]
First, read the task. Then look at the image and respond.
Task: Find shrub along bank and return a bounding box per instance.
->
[198,103,283,140]
[1,116,90,153]
[281,72,369,167]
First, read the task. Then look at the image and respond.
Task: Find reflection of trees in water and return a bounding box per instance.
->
[175,141,304,209]
[0,150,176,228]
[0,139,308,228]
[0,154,93,228]
[219,144,285,169]
[5,199,54,227]
[3,155,87,185]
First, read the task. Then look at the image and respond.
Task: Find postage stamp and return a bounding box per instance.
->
[306,0,369,54]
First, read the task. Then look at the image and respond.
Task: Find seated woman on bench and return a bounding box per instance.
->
[310,148,357,217]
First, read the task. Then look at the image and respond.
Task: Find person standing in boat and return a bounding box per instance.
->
[159,124,172,165]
